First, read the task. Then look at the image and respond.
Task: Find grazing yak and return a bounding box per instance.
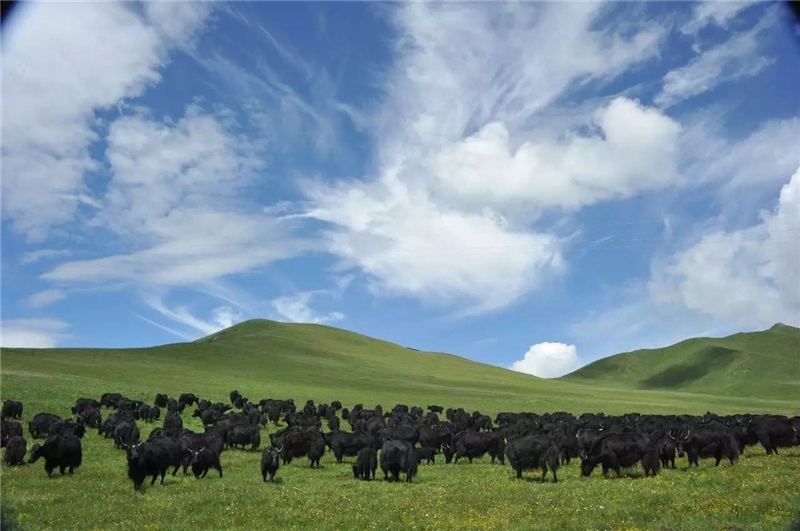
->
[325,430,373,463]
[28,413,62,439]
[190,447,223,479]
[380,440,417,483]
[2,401,23,421]
[28,434,82,477]
[71,398,99,416]
[746,417,798,455]
[261,446,281,482]
[675,427,739,467]
[353,447,377,480]
[415,446,437,465]
[154,394,168,408]
[179,394,200,408]
[580,432,660,478]
[1,420,24,447]
[505,435,560,482]
[4,436,27,466]
[228,424,261,451]
[445,431,504,464]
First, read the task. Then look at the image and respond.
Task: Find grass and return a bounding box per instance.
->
[562,323,800,401]
[2,319,799,530]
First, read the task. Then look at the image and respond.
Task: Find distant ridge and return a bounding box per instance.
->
[561,324,800,401]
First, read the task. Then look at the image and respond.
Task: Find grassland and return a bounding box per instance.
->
[1,320,799,530]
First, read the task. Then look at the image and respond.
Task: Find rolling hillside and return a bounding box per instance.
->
[2,319,797,417]
[562,323,800,401]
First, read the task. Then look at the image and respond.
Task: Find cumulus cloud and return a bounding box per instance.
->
[1,2,211,240]
[510,342,581,378]
[432,98,680,210]
[304,3,672,314]
[657,9,774,108]
[27,289,66,308]
[1,318,69,348]
[650,168,800,327]
[272,292,345,324]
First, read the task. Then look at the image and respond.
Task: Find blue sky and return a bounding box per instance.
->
[2,1,798,378]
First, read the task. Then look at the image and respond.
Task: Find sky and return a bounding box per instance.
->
[1,1,799,378]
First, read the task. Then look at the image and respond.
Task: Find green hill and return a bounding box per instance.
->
[562,323,800,400]
[3,319,796,419]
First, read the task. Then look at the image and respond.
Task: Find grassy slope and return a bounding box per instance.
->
[1,319,799,530]
[562,323,800,401]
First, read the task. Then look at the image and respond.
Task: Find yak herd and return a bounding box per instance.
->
[2,393,799,490]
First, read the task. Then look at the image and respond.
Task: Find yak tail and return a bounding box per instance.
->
[545,442,560,473]
[647,444,661,476]
[727,434,741,464]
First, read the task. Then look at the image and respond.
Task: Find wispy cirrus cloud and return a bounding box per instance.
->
[2,2,212,241]
[27,289,67,308]
[681,1,756,35]
[140,294,244,339]
[21,249,73,265]
[657,7,775,108]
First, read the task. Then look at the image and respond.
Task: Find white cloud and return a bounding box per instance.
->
[135,314,195,342]
[304,3,671,314]
[272,292,345,324]
[650,168,800,327]
[680,117,800,193]
[0,318,69,348]
[211,306,243,329]
[141,295,244,338]
[42,108,303,285]
[143,2,212,45]
[681,1,756,35]
[1,2,210,240]
[20,249,73,265]
[510,342,581,378]
[432,98,681,210]
[378,2,665,145]
[306,179,564,314]
[657,9,774,108]
[27,289,66,308]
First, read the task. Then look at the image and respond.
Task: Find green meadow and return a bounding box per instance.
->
[2,320,799,530]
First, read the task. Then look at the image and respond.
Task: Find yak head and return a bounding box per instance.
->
[191,447,207,464]
[441,443,455,464]
[675,428,690,457]
[264,446,281,468]
[124,441,144,461]
[28,443,42,463]
[580,453,598,477]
